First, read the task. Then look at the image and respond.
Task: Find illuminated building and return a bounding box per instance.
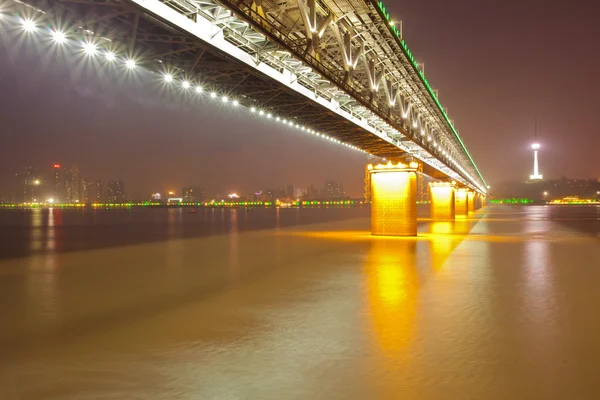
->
[325,180,344,199]
[70,164,81,202]
[16,166,40,203]
[52,164,63,201]
[151,193,162,201]
[94,180,104,203]
[107,180,125,203]
[369,161,418,236]
[82,179,96,203]
[183,186,204,202]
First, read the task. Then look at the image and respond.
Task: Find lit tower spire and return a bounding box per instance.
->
[529,120,543,180]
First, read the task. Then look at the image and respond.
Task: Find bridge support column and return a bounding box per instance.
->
[454,188,469,217]
[467,191,475,213]
[369,162,418,236]
[429,182,455,220]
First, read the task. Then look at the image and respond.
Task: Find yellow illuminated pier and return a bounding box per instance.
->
[429,182,456,220]
[455,189,469,217]
[467,191,475,213]
[369,161,418,237]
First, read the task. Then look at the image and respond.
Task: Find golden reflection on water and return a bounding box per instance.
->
[364,219,475,360]
[365,239,418,357]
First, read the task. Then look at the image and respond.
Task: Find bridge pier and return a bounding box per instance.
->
[369,162,418,236]
[467,191,475,214]
[454,189,469,217]
[429,182,455,220]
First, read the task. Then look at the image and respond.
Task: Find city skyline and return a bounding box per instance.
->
[8,162,351,202]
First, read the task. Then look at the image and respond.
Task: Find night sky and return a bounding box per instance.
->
[1,0,599,200]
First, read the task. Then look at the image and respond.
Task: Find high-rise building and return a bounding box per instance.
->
[17,166,41,203]
[295,187,307,199]
[286,184,294,198]
[182,186,204,202]
[94,180,104,203]
[52,164,63,202]
[82,179,96,203]
[275,187,286,200]
[107,180,125,203]
[64,168,73,203]
[325,180,344,199]
[70,164,81,202]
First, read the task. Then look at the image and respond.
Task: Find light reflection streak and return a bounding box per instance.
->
[228,209,240,283]
[365,239,418,357]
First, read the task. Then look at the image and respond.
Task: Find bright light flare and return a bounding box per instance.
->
[104,51,116,62]
[83,42,98,56]
[125,59,136,69]
[51,30,66,44]
[232,100,239,106]
[210,92,217,98]
[531,143,540,150]
[182,81,190,89]
[163,74,173,82]
[195,86,203,93]
[222,96,229,103]
[21,19,36,33]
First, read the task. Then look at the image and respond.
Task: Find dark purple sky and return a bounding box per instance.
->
[1,0,599,200]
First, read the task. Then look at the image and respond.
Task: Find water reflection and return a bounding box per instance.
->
[228,209,240,283]
[365,239,418,357]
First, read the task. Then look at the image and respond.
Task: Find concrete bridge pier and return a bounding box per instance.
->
[454,188,469,217]
[467,191,475,214]
[369,162,418,236]
[429,182,456,220]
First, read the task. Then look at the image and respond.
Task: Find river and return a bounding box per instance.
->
[1,205,599,399]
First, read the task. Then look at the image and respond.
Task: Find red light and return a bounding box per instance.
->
[53,164,60,168]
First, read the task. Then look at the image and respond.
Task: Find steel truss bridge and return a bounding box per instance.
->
[1,0,487,194]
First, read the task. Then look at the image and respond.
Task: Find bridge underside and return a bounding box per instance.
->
[2,0,453,181]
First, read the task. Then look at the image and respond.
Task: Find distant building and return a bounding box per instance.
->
[94,180,104,203]
[70,164,81,202]
[107,180,125,203]
[325,180,344,199]
[275,187,286,200]
[82,179,96,203]
[286,184,294,198]
[15,166,41,203]
[182,186,204,202]
[52,164,63,201]
[151,193,162,201]
[306,184,319,200]
[295,187,307,199]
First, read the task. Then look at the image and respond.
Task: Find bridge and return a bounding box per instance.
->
[1,0,488,236]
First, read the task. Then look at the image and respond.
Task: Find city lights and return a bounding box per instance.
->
[531,143,540,150]
[221,96,228,103]
[232,100,239,106]
[210,92,217,98]
[104,51,116,62]
[182,80,190,89]
[164,73,173,82]
[195,86,203,93]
